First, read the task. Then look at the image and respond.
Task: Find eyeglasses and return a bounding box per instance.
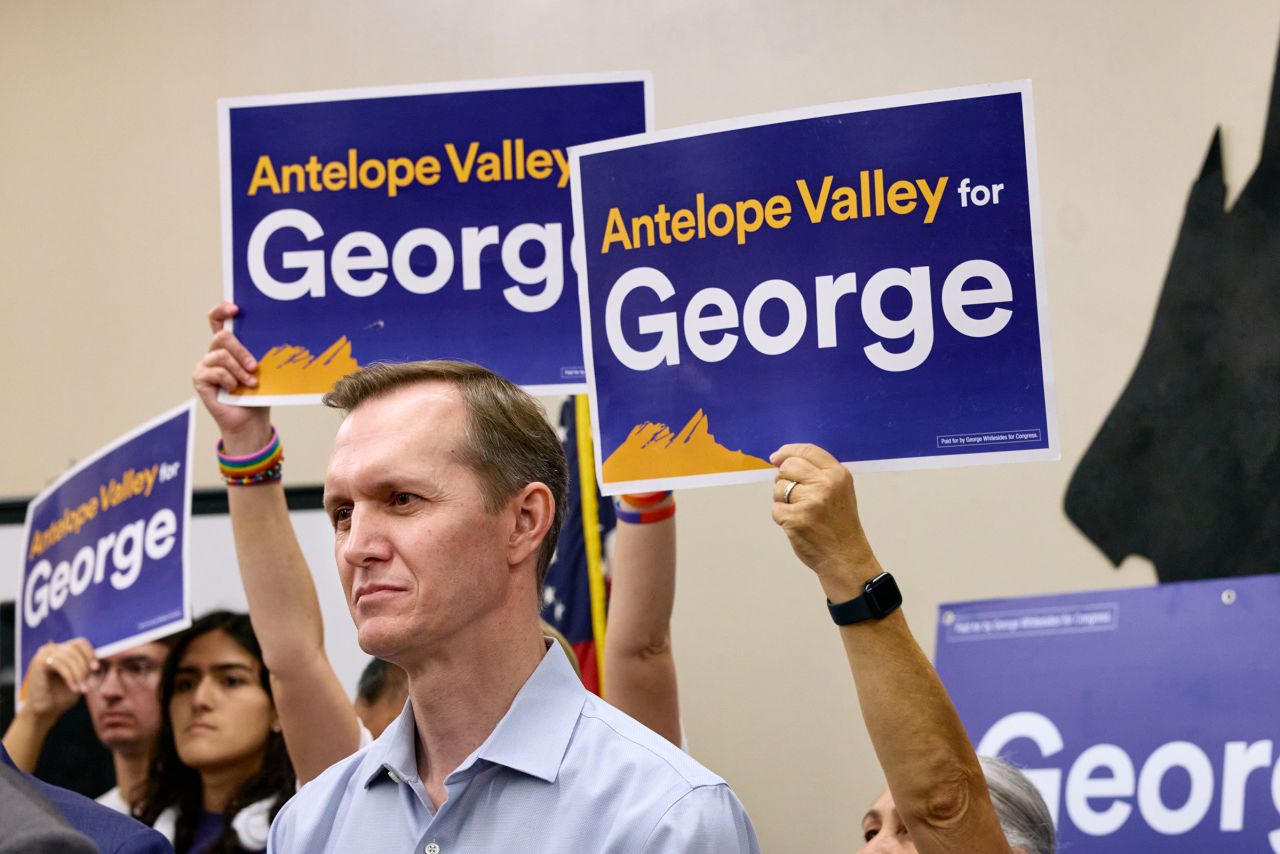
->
[85,657,163,692]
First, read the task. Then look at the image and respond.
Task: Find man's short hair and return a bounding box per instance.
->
[323,360,568,589]
[356,658,406,706]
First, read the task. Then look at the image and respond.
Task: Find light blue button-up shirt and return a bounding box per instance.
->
[268,643,760,853]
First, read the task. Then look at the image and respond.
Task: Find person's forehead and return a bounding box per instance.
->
[344,382,466,437]
[327,382,470,480]
[870,788,896,816]
[105,641,168,664]
[179,630,255,668]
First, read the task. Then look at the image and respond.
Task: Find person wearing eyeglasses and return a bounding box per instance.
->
[3,638,170,814]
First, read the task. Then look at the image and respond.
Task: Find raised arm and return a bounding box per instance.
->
[770,444,1012,854]
[602,492,681,745]
[194,301,361,783]
[2,639,96,771]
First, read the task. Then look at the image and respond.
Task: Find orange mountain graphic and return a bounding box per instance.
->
[232,337,360,397]
[602,409,771,481]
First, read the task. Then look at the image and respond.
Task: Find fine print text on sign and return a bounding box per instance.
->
[219,73,651,404]
[937,576,1280,852]
[571,81,1058,494]
[18,401,194,696]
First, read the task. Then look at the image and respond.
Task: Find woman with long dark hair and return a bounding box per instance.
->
[136,611,295,854]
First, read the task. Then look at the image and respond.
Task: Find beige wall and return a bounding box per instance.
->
[3,2,1277,850]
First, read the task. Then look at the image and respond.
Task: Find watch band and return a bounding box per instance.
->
[827,591,876,624]
[827,571,901,626]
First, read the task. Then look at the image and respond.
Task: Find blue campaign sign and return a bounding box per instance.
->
[935,576,1280,852]
[570,81,1057,494]
[219,73,650,403]
[17,402,194,692]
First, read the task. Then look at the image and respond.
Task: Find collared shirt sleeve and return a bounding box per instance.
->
[266,795,295,854]
[640,783,761,854]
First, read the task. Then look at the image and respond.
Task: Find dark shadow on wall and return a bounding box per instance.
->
[1065,42,1280,583]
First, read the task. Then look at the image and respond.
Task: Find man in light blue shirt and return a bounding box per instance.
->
[269,361,758,853]
[270,640,756,852]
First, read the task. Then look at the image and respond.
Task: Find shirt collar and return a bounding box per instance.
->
[362,698,420,788]
[469,642,586,783]
[361,642,586,788]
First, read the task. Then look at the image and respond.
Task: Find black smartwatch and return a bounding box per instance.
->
[827,572,902,625]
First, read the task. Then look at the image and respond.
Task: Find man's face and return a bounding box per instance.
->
[84,642,167,753]
[324,382,515,663]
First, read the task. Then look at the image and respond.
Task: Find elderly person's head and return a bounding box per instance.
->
[859,756,1055,853]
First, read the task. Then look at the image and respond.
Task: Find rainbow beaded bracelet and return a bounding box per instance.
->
[217,427,284,486]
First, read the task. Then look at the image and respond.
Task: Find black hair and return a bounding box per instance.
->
[135,611,295,853]
[356,657,406,706]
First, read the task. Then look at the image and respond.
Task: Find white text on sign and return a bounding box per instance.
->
[604,260,1013,373]
[25,508,178,629]
[247,211,564,314]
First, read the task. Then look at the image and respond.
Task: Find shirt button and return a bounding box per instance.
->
[387,771,401,784]
[425,844,441,854]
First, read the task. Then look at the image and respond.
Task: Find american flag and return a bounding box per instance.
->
[540,398,615,695]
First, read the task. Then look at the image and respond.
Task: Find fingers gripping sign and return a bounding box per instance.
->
[769,444,881,599]
[193,302,273,451]
[25,638,98,717]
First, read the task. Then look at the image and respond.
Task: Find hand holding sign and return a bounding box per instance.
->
[771,445,1021,853]
[18,402,192,694]
[194,302,273,454]
[770,444,882,602]
[22,638,98,716]
[195,304,366,782]
[3,637,99,773]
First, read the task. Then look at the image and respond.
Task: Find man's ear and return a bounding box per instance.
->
[506,482,554,569]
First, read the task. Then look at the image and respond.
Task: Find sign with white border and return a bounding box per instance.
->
[571,81,1058,494]
[17,401,194,695]
[937,575,1280,851]
[219,72,652,404]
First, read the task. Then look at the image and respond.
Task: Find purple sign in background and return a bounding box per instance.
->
[936,575,1280,852]
[18,402,193,691]
[220,74,650,401]
[571,81,1057,494]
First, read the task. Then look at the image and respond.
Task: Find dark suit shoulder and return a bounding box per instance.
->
[31,777,173,854]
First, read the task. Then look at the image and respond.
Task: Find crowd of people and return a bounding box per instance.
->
[1,302,1056,853]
